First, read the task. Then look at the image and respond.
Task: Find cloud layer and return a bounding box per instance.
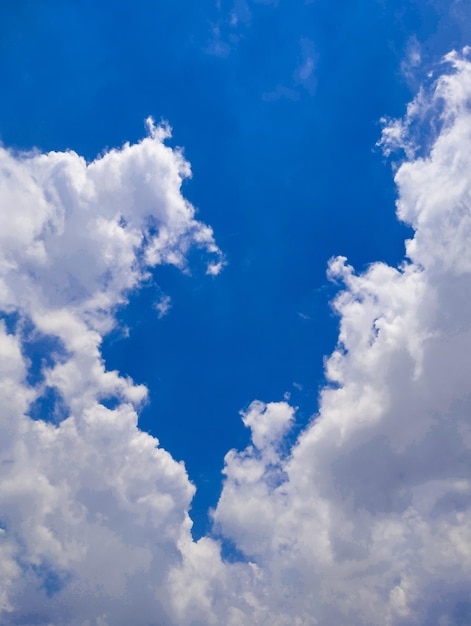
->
[2,52,471,625]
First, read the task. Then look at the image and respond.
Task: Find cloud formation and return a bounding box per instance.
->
[210,49,471,625]
[0,120,222,624]
[2,51,471,625]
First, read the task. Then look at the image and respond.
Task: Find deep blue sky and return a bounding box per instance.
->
[1,0,468,537]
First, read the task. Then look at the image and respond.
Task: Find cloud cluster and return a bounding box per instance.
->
[2,50,471,625]
[209,49,471,625]
[209,50,471,624]
[0,120,222,624]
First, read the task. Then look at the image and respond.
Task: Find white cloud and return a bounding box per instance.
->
[155,293,172,319]
[0,119,222,624]
[209,49,471,625]
[3,49,471,625]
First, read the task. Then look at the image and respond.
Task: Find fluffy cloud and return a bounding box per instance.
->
[208,49,471,625]
[3,50,471,626]
[144,48,471,624]
[0,120,222,624]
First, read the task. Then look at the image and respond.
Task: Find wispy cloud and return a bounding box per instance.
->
[206,0,252,57]
[401,35,422,83]
[263,37,318,101]
[154,294,172,319]
[293,37,317,95]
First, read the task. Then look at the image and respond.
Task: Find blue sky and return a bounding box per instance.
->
[2,1,471,624]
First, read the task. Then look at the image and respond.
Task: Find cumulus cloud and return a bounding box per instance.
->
[3,49,471,626]
[210,49,471,624]
[0,119,222,625]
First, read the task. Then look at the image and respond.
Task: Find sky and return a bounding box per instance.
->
[1,1,471,624]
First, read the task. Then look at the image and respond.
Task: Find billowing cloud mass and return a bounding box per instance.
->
[2,51,471,625]
[0,120,222,625]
